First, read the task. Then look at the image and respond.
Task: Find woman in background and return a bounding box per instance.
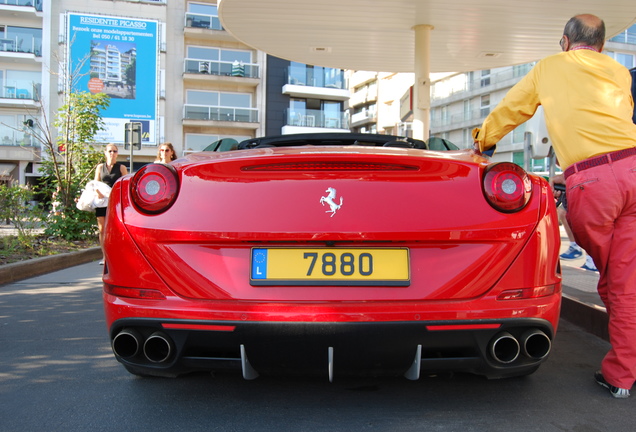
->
[155,142,178,163]
[94,143,127,265]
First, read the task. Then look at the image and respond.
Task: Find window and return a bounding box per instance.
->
[288,62,344,88]
[1,26,42,56]
[186,46,253,76]
[440,105,449,125]
[463,100,470,122]
[3,70,41,100]
[512,123,526,144]
[463,128,470,147]
[609,24,636,44]
[605,51,635,69]
[288,98,343,128]
[185,90,254,121]
[480,95,490,118]
[480,70,491,87]
[186,3,221,30]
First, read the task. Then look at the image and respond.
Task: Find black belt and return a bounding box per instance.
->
[564,147,636,180]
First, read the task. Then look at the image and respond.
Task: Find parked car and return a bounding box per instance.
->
[102,133,562,380]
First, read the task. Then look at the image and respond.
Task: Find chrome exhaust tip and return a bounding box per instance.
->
[489,332,520,364]
[521,329,551,360]
[112,328,142,359]
[143,331,173,363]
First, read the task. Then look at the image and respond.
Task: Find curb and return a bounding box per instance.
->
[561,295,609,342]
[0,247,102,286]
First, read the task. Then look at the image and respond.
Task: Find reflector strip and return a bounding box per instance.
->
[426,324,502,331]
[161,323,236,332]
[242,162,418,171]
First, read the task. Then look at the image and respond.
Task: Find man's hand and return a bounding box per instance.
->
[549,174,566,205]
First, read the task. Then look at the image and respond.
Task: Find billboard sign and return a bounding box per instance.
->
[67,13,158,144]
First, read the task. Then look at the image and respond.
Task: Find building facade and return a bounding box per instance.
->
[3,1,634,187]
[429,23,636,171]
[0,0,350,187]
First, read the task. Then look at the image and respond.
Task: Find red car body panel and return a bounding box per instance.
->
[102,139,562,379]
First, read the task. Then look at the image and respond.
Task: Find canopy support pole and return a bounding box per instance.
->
[413,24,433,141]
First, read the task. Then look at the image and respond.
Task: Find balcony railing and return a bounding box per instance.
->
[184,58,259,79]
[1,81,41,100]
[285,108,349,129]
[350,109,376,125]
[287,66,346,90]
[430,108,490,130]
[431,64,534,102]
[0,34,42,57]
[184,104,258,123]
[185,13,223,31]
[0,129,36,147]
[0,0,43,11]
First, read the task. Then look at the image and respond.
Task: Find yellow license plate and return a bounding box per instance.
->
[250,248,410,286]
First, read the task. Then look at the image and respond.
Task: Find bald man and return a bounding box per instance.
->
[474,14,636,398]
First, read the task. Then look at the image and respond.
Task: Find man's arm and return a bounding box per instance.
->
[473,69,542,152]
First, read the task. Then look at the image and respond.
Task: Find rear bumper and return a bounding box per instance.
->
[109,317,555,380]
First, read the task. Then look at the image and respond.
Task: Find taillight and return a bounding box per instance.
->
[130,163,179,214]
[482,162,532,212]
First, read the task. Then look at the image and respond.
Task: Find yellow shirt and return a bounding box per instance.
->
[474,49,636,169]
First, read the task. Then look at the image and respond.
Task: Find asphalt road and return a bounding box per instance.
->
[0,261,634,432]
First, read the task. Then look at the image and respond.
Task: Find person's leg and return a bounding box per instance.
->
[567,157,636,390]
[97,215,105,261]
[558,206,582,259]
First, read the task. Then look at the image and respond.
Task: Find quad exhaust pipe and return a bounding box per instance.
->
[112,329,174,364]
[489,329,551,364]
[489,332,520,364]
[112,328,142,359]
[143,331,174,363]
[521,329,551,360]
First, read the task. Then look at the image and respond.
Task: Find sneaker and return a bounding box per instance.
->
[99,260,105,265]
[595,371,630,398]
[581,256,598,272]
[560,245,583,260]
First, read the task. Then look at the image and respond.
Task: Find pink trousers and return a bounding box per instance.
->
[566,153,636,390]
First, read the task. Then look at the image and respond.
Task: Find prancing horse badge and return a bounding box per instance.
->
[320,187,343,217]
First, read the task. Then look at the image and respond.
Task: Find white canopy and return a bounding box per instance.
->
[218,0,636,138]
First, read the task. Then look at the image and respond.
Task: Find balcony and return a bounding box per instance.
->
[431,64,534,104]
[350,109,377,128]
[349,84,378,108]
[0,81,40,108]
[184,58,259,79]
[429,108,488,133]
[185,12,223,30]
[284,108,349,130]
[283,65,349,100]
[184,12,235,42]
[183,104,259,128]
[0,34,42,62]
[0,0,43,14]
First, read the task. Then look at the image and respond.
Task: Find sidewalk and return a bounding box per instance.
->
[558,227,608,341]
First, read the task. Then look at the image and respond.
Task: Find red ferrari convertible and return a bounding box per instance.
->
[102,133,562,380]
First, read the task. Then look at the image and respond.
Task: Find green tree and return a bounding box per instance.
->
[0,183,43,245]
[25,91,111,240]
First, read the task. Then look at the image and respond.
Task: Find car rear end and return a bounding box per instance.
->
[102,141,561,379]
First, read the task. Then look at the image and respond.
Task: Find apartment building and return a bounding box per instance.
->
[0,0,43,186]
[347,71,414,137]
[0,0,350,187]
[428,23,636,170]
[265,56,349,135]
